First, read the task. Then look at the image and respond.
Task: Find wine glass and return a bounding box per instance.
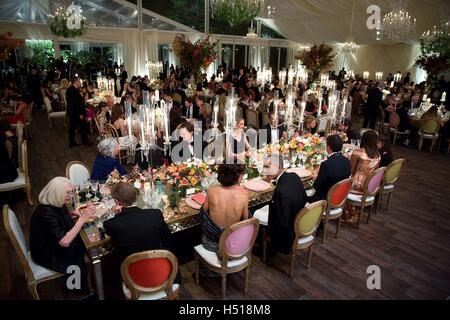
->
[91,180,99,201]
[84,179,92,201]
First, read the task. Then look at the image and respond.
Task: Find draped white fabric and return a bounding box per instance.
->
[263,0,448,45]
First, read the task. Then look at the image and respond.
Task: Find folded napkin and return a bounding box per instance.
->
[192,193,206,205]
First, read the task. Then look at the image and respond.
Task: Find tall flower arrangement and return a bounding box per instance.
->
[295,44,335,83]
[171,34,218,83]
[0,32,24,62]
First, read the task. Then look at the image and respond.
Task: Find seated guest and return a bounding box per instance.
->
[197,98,212,132]
[340,118,361,141]
[308,135,351,202]
[30,177,93,281]
[96,102,110,135]
[343,130,380,224]
[305,94,318,116]
[265,155,307,255]
[104,182,172,262]
[377,135,394,167]
[104,182,180,291]
[0,120,19,168]
[173,121,208,161]
[111,103,126,137]
[0,132,18,183]
[228,118,251,162]
[5,95,31,125]
[303,115,317,134]
[261,111,287,145]
[182,96,199,120]
[200,162,249,252]
[91,137,127,181]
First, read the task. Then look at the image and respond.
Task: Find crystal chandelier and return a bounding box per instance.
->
[421,22,450,43]
[342,41,359,54]
[381,0,416,40]
[210,0,264,26]
[244,21,258,39]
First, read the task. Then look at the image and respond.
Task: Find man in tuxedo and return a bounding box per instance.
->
[162,90,180,114]
[171,121,208,162]
[119,65,128,95]
[308,134,351,202]
[265,155,308,255]
[104,182,180,295]
[363,81,383,129]
[66,77,90,147]
[181,97,199,120]
[261,111,287,146]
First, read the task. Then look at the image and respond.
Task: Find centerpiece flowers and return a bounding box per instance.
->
[288,134,325,157]
[165,158,213,188]
[171,34,218,84]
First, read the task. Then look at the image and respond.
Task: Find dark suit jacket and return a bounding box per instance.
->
[268,172,307,254]
[103,206,172,262]
[261,123,286,145]
[310,153,351,201]
[66,85,86,120]
[181,104,200,119]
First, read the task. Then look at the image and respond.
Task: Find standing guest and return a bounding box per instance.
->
[265,155,307,255]
[91,137,127,181]
[119,65,128,95]
[200,162,249,252]
[377,135,394,167]
[363,81,383,129]
[30,177,93,281]
[308,135,351,202]
[27,67,43,109]
[66,77,90,147]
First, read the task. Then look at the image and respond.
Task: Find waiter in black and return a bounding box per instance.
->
[66,77,89,147]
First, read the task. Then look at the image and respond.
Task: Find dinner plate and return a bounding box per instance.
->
[287,167,312,179]
[185,195,203,210]
[243,179,272,192]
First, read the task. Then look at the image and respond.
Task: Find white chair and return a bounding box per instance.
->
[65,161,91,188]
[3,205,64,299]
[44,97,66,128]
[11,102,33,140]
[59,88,67,111]
[246,109,259,129]
[0,140,33,205]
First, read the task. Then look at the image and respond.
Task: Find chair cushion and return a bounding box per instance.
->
[49,112,66,119]
[0,171,25,191]
[297,235,314,245]
[383,184,394,190]
[324,207,343,216]
[194,245,248,268]
[28,251,60,281]
[253,205,269,226]
[122,282,179,300]
[347,193,375,204]
[418,132,438,139]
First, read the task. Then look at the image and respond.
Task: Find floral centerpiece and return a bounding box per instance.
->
[105,167,152,190]
[295,44,336,83]
[165,158,212,188]
[288,134,325,157]
[171,34,218,84]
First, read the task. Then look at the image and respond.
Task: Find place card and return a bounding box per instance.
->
[186,188,196,195]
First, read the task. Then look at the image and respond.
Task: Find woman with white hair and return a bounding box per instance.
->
[29,177,93,274]
[91,137,127,181]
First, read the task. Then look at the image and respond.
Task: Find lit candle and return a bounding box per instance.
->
[164,109,170,142]
[318,94,322,116]
[127,116,132,140]
[155,89,160,102]
[441,92,447,102]
[422,94,428,102]
[341,96,347,120]
[140,111,146,148]
[299,101,306,124]
[213,105,219,127]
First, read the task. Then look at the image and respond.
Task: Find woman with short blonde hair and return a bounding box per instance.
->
[30,177,93,275]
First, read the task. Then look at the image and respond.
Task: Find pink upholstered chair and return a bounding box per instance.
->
[194,218,260,299]
[347,167,386,228]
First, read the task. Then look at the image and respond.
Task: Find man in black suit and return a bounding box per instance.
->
[66,77,89,147]
[171,121,208,162]
[104,182,180,295]
[363,81,382,129]
[181,97,199,120]
[162,90,181,113]
[260,111,287,146]
[308,135,351,202]
[265,155,308,255]
[119,65,128,95]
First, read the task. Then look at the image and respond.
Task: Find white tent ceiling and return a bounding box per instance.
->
[261,0,450,45]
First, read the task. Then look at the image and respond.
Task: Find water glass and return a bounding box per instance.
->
[91,180,99,201]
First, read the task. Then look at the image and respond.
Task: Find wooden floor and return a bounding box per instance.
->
[1,109,449,300]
